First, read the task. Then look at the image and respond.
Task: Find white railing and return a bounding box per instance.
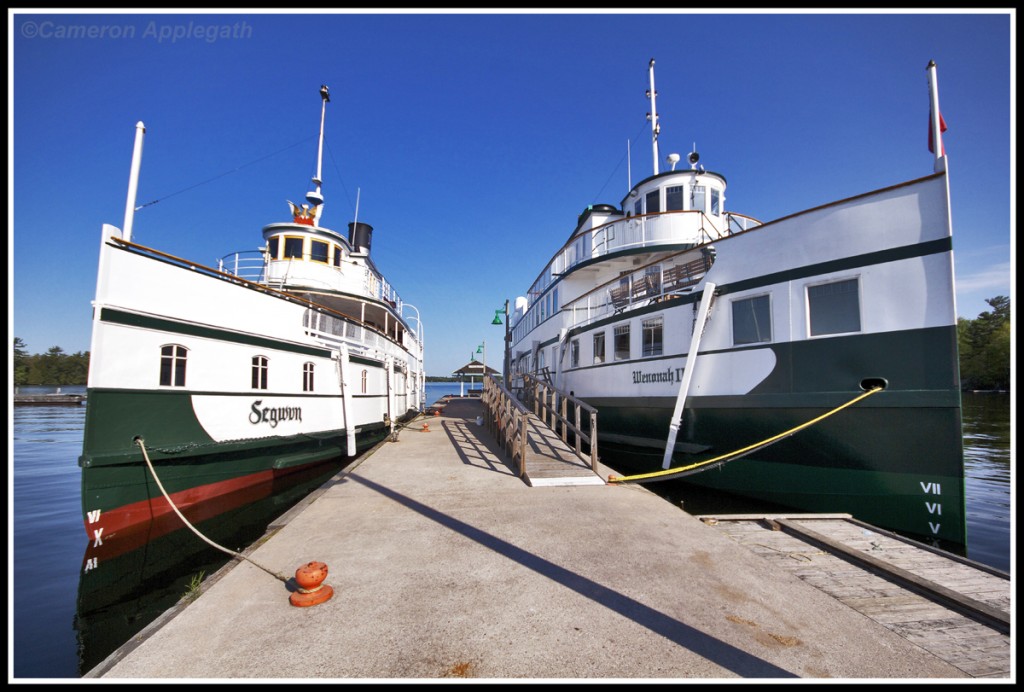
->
[564,249,716,329]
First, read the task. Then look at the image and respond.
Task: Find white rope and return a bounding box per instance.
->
[134,437,289,583]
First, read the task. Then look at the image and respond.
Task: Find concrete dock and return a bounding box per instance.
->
[90,398,992,680]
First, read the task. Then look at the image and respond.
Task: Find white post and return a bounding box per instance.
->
[122,121,145,243]
[662,282,716,469]
[926,60,947,173]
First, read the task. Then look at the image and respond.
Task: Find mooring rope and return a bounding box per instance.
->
[607,386,884,484]
[134,437,290,583]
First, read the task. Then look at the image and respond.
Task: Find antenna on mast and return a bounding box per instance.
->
[307,85,330,225]
[646,58,660,175]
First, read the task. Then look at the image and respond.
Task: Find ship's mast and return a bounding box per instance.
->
[647,58,660,176]
[307,85,330,225]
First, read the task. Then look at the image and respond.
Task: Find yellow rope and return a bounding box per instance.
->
[608,386,883,484]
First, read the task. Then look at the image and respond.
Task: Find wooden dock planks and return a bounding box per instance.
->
[696,514,1011,679]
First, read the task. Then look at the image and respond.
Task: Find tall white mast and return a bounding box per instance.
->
[122,121,145,242]
[307,85,330,225]
[926,60,947,174]
[647,58,660,176]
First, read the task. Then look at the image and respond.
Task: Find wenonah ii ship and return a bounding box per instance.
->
[79,85,425,544]
[507,60,965,545]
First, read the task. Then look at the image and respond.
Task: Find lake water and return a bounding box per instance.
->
[9,384,1012,679]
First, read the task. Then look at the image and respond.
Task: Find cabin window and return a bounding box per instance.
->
[593,332,605,364]
[666,186,684,211]
[645,190,660,214]
[808,278,861,336]
[332,245,342,267]
[251,356,269,390]
[267,237,280,260]
[691,185,706,213]
[732,295,772,344]
[642,317,663,357]
[159,344,187,387]
[284,236,304,259]
[711,188,721,215]
[303,362,315,392]
[361,369,368,394]
[570,339,579,368]
[633,199,642,216]
[614,324,630,361]
[310,240,329,263]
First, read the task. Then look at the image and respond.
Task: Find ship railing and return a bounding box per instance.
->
[516,372,599,473]
[482,375,531,478]
[565,248,716,329]
[523,210,758,321]
[218,251,268,283]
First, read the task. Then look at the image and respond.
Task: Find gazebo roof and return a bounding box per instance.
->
[452,359,499,377]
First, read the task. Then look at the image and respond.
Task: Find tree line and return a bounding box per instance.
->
[13,338,89,386]
[957,295,1010,391]
[12,296,1011,390]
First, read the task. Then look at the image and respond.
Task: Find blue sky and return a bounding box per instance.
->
[10,9,1014,378]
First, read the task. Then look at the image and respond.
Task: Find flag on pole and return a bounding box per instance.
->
[928,109,948,155]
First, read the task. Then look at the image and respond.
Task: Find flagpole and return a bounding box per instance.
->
[926,60,946,173]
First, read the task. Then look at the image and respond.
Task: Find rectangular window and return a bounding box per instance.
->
[593,332,605,364]
[570,339,579,368]
[310,240,329,263]
[634,199,642,216]
[645,190,660,214]
[159,344,187,387]
[732,295,772,345]
[808,278,861,336]
[303,362,315,392]
[332,245,342,267]
[690,185,706,213]
[283,237,304,259]
[711,188,721,215]
[614,324,630,361]
[642,317,663,357]
[666,186,684,211]
[267,237,279,260]
[252,356,269,390]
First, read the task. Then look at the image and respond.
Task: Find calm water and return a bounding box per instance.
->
[9,384,1012,679]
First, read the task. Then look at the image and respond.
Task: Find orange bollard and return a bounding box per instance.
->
[434,409,440,417]
[289,561,334,607]
[421,422,431,432]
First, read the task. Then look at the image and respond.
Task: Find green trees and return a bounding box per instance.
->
[957,296,1011,391]
[12,339,90,386]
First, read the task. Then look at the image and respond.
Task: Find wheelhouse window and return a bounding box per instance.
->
[691,185,706,213]
[614,324,630,361]
[733,295,772,344]
[642,317,663,357]
[332,245,342,267]
[645,190,660,214]
[310,240,329,263]
[666,186,684,211]
[159,344,187,387]
[303,362,315,392]
[267,237,280,260]
[570,339,579,368]
[711,188,721,215]
[633,198,642,216]
[283,236,304,259]
[252,356,269,390]
[808,278,861,336]
[593,332,605,364]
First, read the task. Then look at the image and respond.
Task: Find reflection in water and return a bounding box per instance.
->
[74,462,349,675]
